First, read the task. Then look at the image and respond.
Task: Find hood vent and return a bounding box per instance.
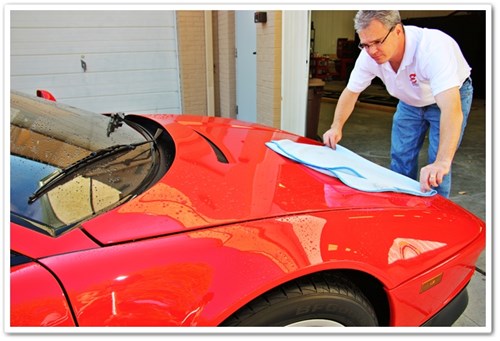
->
[195,131,229,163]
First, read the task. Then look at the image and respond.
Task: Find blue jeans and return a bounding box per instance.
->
[390,78,473,198]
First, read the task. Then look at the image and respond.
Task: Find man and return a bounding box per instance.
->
[322,10,473,198]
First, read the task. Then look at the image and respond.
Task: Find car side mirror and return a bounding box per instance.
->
[36,90,57,102]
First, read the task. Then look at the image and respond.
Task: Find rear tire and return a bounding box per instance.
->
[221,273,378,326]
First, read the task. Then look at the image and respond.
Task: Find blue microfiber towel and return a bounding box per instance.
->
[266,139,437,197]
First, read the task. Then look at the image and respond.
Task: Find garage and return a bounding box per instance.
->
[10,10,181,114]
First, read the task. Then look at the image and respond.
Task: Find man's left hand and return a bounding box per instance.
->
[420,161,451,193]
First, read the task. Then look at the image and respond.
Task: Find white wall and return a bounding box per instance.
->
[311,10,454,57]
[281,10,310,136]
[311,10,357,56]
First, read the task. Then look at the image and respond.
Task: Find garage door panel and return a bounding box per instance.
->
[11,10,176,28]
[11,27,176,44]
[11,51,178,75]
[13,69,179,93]
[13,71,180,114]
[66,92,182,114]
[11,39,178,56]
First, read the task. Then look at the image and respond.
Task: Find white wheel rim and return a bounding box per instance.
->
[286,319,345,327]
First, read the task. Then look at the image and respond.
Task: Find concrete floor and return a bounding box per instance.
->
[316,81,488,327]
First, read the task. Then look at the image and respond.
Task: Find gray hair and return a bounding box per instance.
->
[354,11,401,32]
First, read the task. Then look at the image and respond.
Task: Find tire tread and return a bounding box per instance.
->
[221,272,377,326]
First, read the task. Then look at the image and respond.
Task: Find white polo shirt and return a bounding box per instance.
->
[347,25,471,107]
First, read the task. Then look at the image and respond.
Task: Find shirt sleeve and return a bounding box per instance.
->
[346,51,377,93]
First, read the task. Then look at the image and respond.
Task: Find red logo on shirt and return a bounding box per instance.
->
[409,73,418,86]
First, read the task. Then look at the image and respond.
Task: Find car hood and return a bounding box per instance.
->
[82,114,480,244]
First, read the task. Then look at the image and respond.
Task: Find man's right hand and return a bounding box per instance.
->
[322,126,342,149]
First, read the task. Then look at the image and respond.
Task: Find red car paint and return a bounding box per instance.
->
[10,93,485,327]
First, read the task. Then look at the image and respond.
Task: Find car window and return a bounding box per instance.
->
[10,91,158,237]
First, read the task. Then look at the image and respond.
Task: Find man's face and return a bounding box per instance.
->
[358,20,398,64]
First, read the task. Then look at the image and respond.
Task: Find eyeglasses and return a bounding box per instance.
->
[358,25,396,51]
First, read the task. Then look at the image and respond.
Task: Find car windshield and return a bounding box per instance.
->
[10,91,157,236]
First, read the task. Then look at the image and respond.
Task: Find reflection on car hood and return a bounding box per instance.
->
[82,114,475,244]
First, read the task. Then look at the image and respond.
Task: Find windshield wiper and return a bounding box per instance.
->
[27,140,152,205]
[107,112,125,137]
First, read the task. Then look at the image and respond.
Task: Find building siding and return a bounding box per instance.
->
[216,11,236,119]
[256,11,282,128]
[176,11,207,115]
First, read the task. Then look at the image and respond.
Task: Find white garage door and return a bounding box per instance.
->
[10,10,182,114]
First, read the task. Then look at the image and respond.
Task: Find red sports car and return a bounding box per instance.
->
[10,90,485,327]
